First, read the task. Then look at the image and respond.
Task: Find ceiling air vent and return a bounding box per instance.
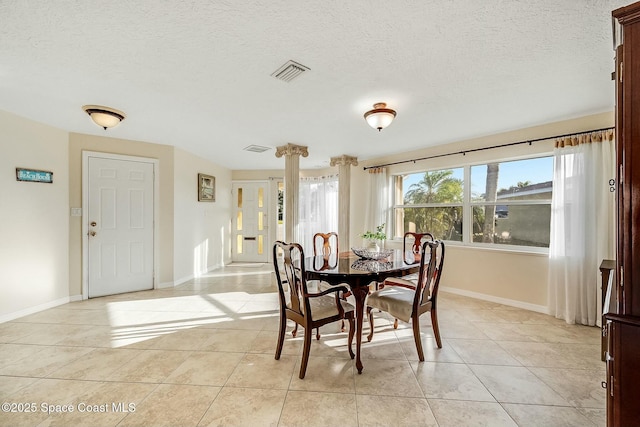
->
[243,145,271,153]
[271,60,310,82]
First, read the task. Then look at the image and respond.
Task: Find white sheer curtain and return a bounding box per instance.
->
[297,175,339,255]
[548,130,615,325]
[364,167,389,243]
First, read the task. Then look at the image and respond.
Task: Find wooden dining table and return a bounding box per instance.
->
[305,249,419,374]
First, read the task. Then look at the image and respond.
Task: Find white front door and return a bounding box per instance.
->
[232,181,269,262]
[87,156,155,298]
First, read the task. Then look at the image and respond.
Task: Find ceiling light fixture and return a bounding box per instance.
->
[82,105,126,130]
[364,102,396,131]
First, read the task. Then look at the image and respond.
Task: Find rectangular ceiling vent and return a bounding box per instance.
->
[243,144,271,153]
[271,60,310,82]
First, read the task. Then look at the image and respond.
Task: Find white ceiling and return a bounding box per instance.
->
[0,1,628,170]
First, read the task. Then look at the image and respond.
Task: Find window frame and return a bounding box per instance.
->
[391,153,553,254]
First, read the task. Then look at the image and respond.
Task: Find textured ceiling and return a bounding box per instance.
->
[0,1,628,170]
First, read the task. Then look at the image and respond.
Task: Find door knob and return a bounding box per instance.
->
[90,221,97,227]
[89,231,96,237]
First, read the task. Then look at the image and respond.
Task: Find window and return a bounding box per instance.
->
[471,157,553,247]
[298,175,339,254]
[392,156,553,249]
[393,168,464,241]
[276,181,285,241]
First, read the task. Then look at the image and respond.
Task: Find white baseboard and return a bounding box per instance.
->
[165,262,227,288]
[440,286,551,315]
[0,296,76,323]
[157,280,178,289]
[0,263,230,323]
[172,270,202,287]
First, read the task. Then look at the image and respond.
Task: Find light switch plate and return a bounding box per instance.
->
[70,207,82,217]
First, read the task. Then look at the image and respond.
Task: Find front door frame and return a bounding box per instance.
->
[81,151,160,300]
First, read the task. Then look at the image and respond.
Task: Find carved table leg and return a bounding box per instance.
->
[351,284,369,374]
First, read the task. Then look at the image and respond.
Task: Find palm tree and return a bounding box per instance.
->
[404,170,463,205]
[403,170,463,238]
[482,163,499,243]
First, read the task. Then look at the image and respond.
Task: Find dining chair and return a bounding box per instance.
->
[291,232,342,339]
[387,231,436,328]
[403,232,434,264]
[366,239,445,361]
[311,231,347,334]
[313,232,338,257]
[272,241,355,378]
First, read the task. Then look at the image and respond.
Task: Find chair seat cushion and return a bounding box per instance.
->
[401,272,419,283]
[313,280,353,296]
[367,285,431,324]
[307,279,322,293]
[313,280,333,293]
[287,294,354,320]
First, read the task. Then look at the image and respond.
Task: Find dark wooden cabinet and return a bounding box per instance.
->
[605,3,640,426]
[605,314,640,426]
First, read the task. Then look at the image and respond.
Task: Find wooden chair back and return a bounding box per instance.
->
[414,239,445,312]
[313,232,338,256]
[272,241,309,320]
[403,232,434,264]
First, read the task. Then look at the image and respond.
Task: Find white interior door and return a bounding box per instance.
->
[87,156,154,297]
[232,181,269,262]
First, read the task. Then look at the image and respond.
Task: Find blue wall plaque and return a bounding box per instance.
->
[16,168,53,183]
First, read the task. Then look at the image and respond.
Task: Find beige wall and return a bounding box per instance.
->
[2,111,236,319]
[0,108,615,319]
[68,133,175,293]
[353,112,614,310]
[230,166,335,181]
[232,169,283,181]
[226,113,614,311]
[0,110,70,320]
[173,148,232,283]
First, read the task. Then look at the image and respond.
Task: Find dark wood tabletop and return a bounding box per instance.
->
[305,249,419,373]
[305,250,418,284]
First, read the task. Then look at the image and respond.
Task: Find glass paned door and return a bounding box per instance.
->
[232,181,269,262]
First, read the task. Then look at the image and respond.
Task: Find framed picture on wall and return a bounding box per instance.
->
[198,173,215,202]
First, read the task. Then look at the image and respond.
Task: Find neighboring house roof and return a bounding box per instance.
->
[497,181,553,200]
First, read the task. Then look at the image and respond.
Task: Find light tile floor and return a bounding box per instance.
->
[0,263,606,426]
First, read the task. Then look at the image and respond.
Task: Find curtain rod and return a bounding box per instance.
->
[362,126,615,170]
